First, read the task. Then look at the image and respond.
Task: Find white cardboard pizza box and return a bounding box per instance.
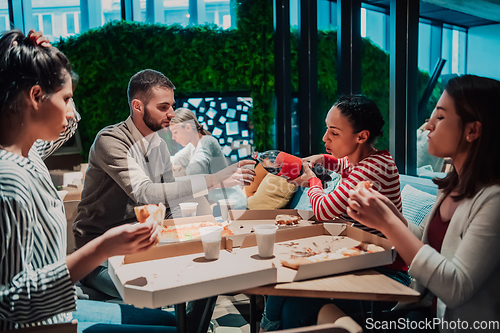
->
[225,209,349,247]
[238,223,396,283]
[157,214,223,245]
[108,238,277,309]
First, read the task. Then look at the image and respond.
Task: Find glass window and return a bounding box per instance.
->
[32,0,80,40]
[441,26,453,75]
[33,14,40,31]
[163,0,189,26]
[42,14,53,35]
[317,0,336,31]
[103,0,121,23]
[206,0,231,28]
[138,0,147,22]
[363,8,388,51]
[418,22,431,73]
[66,13,76,35]
[0,0,8,31]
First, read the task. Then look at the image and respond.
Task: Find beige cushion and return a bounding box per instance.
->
[247,173,297,210]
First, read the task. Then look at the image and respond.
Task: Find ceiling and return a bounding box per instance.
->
[363,0,500,28]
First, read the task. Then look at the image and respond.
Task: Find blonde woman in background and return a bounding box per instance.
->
[170,108,247,209]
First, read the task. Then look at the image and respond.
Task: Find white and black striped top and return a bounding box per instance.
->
[0,108,80,330]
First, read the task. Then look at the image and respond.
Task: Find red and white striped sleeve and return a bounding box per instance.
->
[308,150,402,221]
[322,154,348,172]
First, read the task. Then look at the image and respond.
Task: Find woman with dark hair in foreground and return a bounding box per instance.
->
[0,30,176,332]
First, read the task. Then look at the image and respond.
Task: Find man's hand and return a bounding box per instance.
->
[287,161,315,187]
[211,159,256,188]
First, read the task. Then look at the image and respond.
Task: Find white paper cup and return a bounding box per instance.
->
[179,202,198,217]
[253,224,278,258]
[199,226,223,260]
[218,199,236,222]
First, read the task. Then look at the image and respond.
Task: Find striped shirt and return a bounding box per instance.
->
[0,109,80,330]
[308,150,402,236]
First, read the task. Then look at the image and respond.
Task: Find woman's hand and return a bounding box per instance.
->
[98,219,160,258]
[288,161,315,187]
[346,187,405,233]
[302,154,324,167]
[27,29,51,47]
[211,159,256,188]
[67,219,160,283]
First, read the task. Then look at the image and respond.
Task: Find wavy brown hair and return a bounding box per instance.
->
[434,75,500,200]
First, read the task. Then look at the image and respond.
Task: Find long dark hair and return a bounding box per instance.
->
[434,75,500,200]
[0,30,71,117]
[334,94,385,145]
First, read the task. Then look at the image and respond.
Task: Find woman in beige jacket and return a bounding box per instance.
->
[348,75,500,332]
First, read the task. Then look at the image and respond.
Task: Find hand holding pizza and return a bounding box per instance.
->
[97,217,160,257]
[346,186,404,234]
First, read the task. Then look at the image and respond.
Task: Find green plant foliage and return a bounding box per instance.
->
[56,0,441,158]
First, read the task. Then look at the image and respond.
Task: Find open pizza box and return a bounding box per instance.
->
[225,209,351,247]
[157,214,224,244]
[108,236,277,309]
[236,222,396,283]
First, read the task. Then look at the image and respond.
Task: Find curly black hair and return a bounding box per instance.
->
[333,94,385,145]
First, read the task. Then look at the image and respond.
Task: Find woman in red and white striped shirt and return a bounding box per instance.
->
[260,95,407,331]
[293,95,402,236]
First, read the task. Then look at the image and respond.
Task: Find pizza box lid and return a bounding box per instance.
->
[161,214,218,227]
[224,211,351,248]
[238,223,396,282]
[229,209,317,222]
[108,238,277,308]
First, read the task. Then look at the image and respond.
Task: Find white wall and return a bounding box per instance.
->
[467,23,500,80]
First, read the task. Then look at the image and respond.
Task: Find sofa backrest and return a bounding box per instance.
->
[399,174,439,196]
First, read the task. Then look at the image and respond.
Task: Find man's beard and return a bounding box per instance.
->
[143,106,163,132]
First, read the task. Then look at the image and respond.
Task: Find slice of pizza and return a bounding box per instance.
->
[275,214,301,226]
[134,203,166,226]
[354,180,372,191]
[133,203,166,246]
[159,221,234,242]
[281,241,386,270]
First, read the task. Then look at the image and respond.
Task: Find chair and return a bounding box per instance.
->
[4,321,77,333]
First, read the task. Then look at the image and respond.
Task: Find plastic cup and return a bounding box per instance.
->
[219,199,236,222]
[199,226,223,260]
[253,224,278,258]
[179,202,198,218]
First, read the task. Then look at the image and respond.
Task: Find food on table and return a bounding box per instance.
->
[280,241,385,270]
[354,180,372,191]
[160,222,234,242]
[275,214,301,226]
[134,203,166,246]
[134,203,166,225]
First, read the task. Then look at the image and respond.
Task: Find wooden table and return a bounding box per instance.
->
[239,269,420,333]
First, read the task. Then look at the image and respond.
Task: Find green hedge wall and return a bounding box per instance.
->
[56,0,441,159]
